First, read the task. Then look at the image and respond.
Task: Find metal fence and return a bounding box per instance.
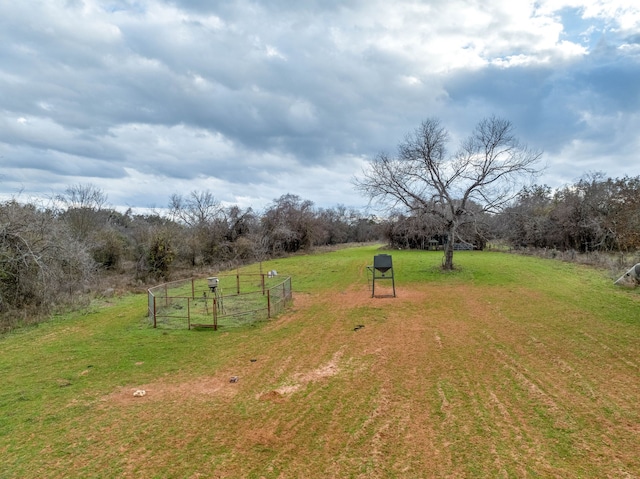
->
[147,274,292,330]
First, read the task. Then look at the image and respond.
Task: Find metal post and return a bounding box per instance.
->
[213,298,218,330]
[153,295,157,328]
[267,289,271,318]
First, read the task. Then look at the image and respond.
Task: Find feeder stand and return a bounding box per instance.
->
[207,277,219,293]
[368,254,396,298]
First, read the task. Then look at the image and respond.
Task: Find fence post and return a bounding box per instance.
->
[261,273,265,295]
[213,297,217,331]
[267,289,271,318]
[236,274,240,295]
[153,295,157,328]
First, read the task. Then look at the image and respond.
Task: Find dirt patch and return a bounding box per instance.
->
[103,375,239,406]
[261,348,344,399]
[257,390,286,402]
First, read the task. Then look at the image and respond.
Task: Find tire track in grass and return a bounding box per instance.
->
[465,292,583,477]
[580,330,639,371]
[506,316,639,476]
[475,290,640,478]
[491,347,576,429]
[425,290,521,477]
[329,288,449,478]
[449,327,542,475]
[483,330,587,476]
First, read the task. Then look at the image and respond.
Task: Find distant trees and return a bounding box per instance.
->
[223,205,262,262]
[168,191,264,266]
[57,183,108,240]
[375,171,640,256]
[502,174,640,252]
[2,169,639,331]
[146,232,175,280]
[1,186,380,329]
[169,190,222,228]
[55,184,132,271]
[316,205,365,245]
[498,185,555,248]
[355,116,542,269]
[382,210,445,250]
[169,190,224,266]
[126,212,179,281]
[13,171,640,329]
[260,195,379,254]
[261,194,318,254]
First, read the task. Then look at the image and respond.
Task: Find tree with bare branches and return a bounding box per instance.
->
[57,183,108,240]
[0,200,94,327]
[169,190,222,228]
[168,190,226,266]
[355,116,542,269]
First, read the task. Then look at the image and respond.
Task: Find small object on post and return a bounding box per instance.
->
[207,277,219,293]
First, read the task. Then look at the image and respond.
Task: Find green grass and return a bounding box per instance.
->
[1,245,639,478]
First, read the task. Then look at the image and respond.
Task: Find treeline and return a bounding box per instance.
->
[2,174,638,329]
[0,187,379,329]
[382,173,640,253]
[500,174,640,252]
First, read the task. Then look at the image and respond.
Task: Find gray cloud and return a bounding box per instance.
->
[1,0,639,210]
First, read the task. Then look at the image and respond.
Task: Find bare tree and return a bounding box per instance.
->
[169,190,222,228]
[59,183,108,210]
[355,116,542,269]
[57,183,108,240]
[0,200,95,327]
[168,190,226,265]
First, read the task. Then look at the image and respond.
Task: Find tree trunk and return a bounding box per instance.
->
[443,224,456,270]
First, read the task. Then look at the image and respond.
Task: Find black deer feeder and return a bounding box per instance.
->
[368,254,396,298]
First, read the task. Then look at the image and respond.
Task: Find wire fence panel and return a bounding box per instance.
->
[154,296,191,329]
[148,274,292,330]
[268,277,293,317]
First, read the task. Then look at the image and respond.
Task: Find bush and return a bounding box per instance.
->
[0,201,95,329]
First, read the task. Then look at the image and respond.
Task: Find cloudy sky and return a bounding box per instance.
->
[1,0,639,212]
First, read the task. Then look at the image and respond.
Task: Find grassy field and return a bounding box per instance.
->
[1,245,639,478]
